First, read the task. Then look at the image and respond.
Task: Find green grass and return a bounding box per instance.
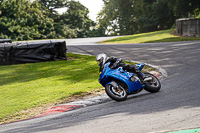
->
[100,29,200,44]
[0,53,154,121]
[0,53,101,120]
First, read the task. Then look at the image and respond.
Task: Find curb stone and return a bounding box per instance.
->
[38,70,162,117]
[64,94,110,107]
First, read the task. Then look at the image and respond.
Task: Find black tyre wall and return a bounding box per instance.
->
[0,41,67,66]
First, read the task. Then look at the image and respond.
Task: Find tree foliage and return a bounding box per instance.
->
[0,0,55,40]
[0,0,98,40]
[98,0,200,35]
[59,1,95,38]
[38,0,67,10]
[1,0,200,40]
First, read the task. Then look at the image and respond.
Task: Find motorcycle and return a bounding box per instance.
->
[98,62,161,101]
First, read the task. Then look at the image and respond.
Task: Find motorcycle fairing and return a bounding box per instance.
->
[135,63,145,71]
[99,62,144,94]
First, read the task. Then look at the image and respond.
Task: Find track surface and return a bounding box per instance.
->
[1,38,200,133]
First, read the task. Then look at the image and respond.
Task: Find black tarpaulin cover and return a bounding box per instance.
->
[0,43,13,65]
[0,41,67,65]
[0,39,12,43]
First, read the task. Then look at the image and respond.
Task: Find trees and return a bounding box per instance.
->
[59,1,95,38]
[0,0,55,40]
[97,0,131,35]
[52,0,96,38]
[98,0,200,35]
[2,0,199,40]
[135,0,174,32]
[0,0,98,40]
[37,0,67,10]
[168,0,200,18]
[37,0,67,19]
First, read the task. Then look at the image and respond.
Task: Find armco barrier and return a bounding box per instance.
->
[0,41,67,66]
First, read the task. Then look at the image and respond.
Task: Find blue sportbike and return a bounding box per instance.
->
[99,62,161,101]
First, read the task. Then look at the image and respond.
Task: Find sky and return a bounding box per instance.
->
[57,0,104,22]
[78,0,104,21]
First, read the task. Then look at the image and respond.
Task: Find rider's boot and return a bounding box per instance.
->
[129,72,145,84]
[136,72,145,84]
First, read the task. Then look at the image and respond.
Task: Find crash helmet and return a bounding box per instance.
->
[96,53,107,67]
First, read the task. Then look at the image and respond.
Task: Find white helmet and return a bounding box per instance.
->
[96,53,107,67]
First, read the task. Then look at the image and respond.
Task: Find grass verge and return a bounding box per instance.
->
[0,53,154,124]
[0,53,100,123]
[100,29,200,44]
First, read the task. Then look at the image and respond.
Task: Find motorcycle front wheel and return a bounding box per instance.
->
[144,72,161,93]
[105,82,127,102]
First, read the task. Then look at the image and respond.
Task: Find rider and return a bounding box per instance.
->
[96,53,145,81]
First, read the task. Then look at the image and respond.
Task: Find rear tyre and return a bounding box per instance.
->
[144,72,161,93]
[105,82,127,101]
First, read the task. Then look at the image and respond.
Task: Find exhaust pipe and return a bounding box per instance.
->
[144,77,153,82]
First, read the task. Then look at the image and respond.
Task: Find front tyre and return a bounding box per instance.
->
[144,72,161,93]
[105,82,127,102]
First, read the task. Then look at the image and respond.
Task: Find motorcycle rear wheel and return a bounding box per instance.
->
[144,72,161,93]
[105,82,127,102]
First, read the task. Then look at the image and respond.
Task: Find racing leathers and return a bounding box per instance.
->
[106,57,145,80]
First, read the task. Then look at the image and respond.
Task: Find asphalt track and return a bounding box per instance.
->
[1,38,200,133]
